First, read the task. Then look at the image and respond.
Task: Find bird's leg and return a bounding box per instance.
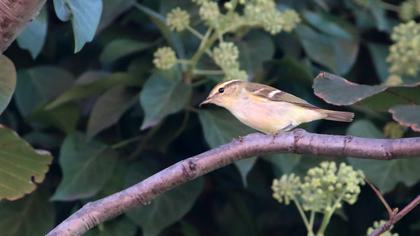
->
[271,123,296,142]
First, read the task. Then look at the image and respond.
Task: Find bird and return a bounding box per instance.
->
[200,80,354,134]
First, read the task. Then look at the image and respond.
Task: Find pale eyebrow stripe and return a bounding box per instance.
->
[218,80,241,88]
[268,90,282,98]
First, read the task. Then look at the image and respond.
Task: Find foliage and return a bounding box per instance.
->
[0,0,419,235]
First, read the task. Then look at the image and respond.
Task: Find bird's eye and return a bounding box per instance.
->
[218,88,225,93]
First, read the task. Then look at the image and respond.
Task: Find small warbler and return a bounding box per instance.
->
[200,80,354,134]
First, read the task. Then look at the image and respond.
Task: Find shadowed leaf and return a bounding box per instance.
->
[389,105,420,132]
[100,39,152,64]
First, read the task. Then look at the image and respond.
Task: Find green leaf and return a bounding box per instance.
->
[367,43,389,82]
[198,109,256,185]
[14,66,74,117]
[85,217,137,236]
[389,105,420,132]
[51,132,117,201]
[53,0,103,52]
[0,189,55,236]
[297,24,359,75]
[303,11,354,39]
[30,103,81,133]
[125,161,203,236]
[347,120,420,193]
[100,39,152,64]
[16,7,48,59]
[47,72,137,109]
[237,31,275,75]
[87,86,137,139]
[98,0,135,30]
[0,56,16,115]
[0,125,52,200]
[264,153,301,176]
[140,68,191,129]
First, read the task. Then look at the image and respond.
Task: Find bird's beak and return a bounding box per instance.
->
[199,96,212,107]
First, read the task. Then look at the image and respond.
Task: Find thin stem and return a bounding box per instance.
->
[178,59,193,65]
[292,198,312,234]
[309,211,315,229]
[193,69,224,76]
[186,25,204,40]
[111,136,142,149]
[381,1,399,12]
[316,192,346,236]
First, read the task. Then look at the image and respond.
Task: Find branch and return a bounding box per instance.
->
[47,129,420,236]
[370,195,420,236]
[0,0,46,53]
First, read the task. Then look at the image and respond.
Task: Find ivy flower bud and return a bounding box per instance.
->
[278,10,301,32]
[212,42,240,68]
[399,1,415,21]
[199,1,220,22]
[225,68,248,81]
[153,47,177,70]
[166,7,190,32]
[272,174,301,205]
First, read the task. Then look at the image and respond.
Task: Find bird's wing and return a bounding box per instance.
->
[245,82,319,109]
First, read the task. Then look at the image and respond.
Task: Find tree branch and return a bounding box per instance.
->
[47,129,420,236]
[0,0,46,53]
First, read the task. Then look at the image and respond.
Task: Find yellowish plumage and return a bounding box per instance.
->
[200,80,354,134]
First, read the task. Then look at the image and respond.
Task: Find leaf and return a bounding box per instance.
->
[367,43,389,82]
[389,105,420,132]
[140,68,191,129]
[30,103,81,133]
[98,0,135,31]
[16,7,48,59]
[313,72,387,106]
[85,217,137,236]
[264,153,301,176]
[303,11,354,39]
[347,120,420,193]
[47,72,137,109]
[125,161,203,236]
[0,125,52,200]
[100,39,152,64]
[198,109,256,185]
[53,0,103,52]
[14,66,74,117]
[237,31,275,75]
[51,132,117,201]
[297,24,359,75]
[87,86,137,139]
[0,189,55,236]
[0,56,16,115]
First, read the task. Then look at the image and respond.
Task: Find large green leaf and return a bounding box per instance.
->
[87,86,137,139]
[85,217,137,236]
[53,0,103,52]
[16,7,48,59]
[125,161,203,236]
[0,126,52,200]
[0,190,55,236]
[14,66,74,117]
[51,132,117,201]
[389,105,420,132]
[30,103,81,133]
[367,43,389,82]
[140,68,191,129]
[198,109,256,185]
[100,39,152,64]
[347,120,420,193]
[0,56,16,115]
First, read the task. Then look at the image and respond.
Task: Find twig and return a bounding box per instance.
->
[366,179,394,217]
[47,129,420,236]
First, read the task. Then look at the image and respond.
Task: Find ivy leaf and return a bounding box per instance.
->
[389,105,420,132]
[51,132,117,201]
[85,217,137,236]
[53,0,103,52]
[0,190,55,236]
[100,39,152,65]
[198,109,256,185]
[0,55,16,115]
[140,68,191,129]
[0,125,52,200]
[98,0,135,31]
[125,161,203,236]
[367,43,389,82]
[87,86,137,139]
[16,7,48,59]
[264,153,301,176]
[347,120,420,193]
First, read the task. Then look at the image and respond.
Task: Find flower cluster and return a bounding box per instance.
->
[212,42,248,80]
[166,7,190,32]
[387,21,420,76]
[272,162,365,213]
[366,220,399,236]
[399,0,420,21]
[153,47,177,70]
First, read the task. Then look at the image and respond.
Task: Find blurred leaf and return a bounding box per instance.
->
[389,105,420,132]
[0,125,52,200]
[0,55,16,115]
[23,131,62,149]
[358,87,420,111]
[86,217,137,236]
[0,189,55,236]
[30,103,81,133]
[87,86,137,139]
[198,109,256,185]
[15,66,74,117]
[53,0,103,52]
[304,11,353,39]
[297,24,359,75]
[264,153,301,176]
[98,0,135,31]
[17,7,48,59]
[125,161,203,236]
[100,39,152,64]
[180,221,200,236]
[140,68,191,129]
[347,120,420,193]
[367,43,389,82]
[238,31,275,75]
[52,132,117,201]
[47,73,137,109]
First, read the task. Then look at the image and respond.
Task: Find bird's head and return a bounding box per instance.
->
[200,80,243,108]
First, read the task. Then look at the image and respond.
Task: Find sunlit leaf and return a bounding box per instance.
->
[17,7,48,59]
[0,56,16,115]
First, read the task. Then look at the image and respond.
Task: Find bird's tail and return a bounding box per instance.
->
[322,109,354,122]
